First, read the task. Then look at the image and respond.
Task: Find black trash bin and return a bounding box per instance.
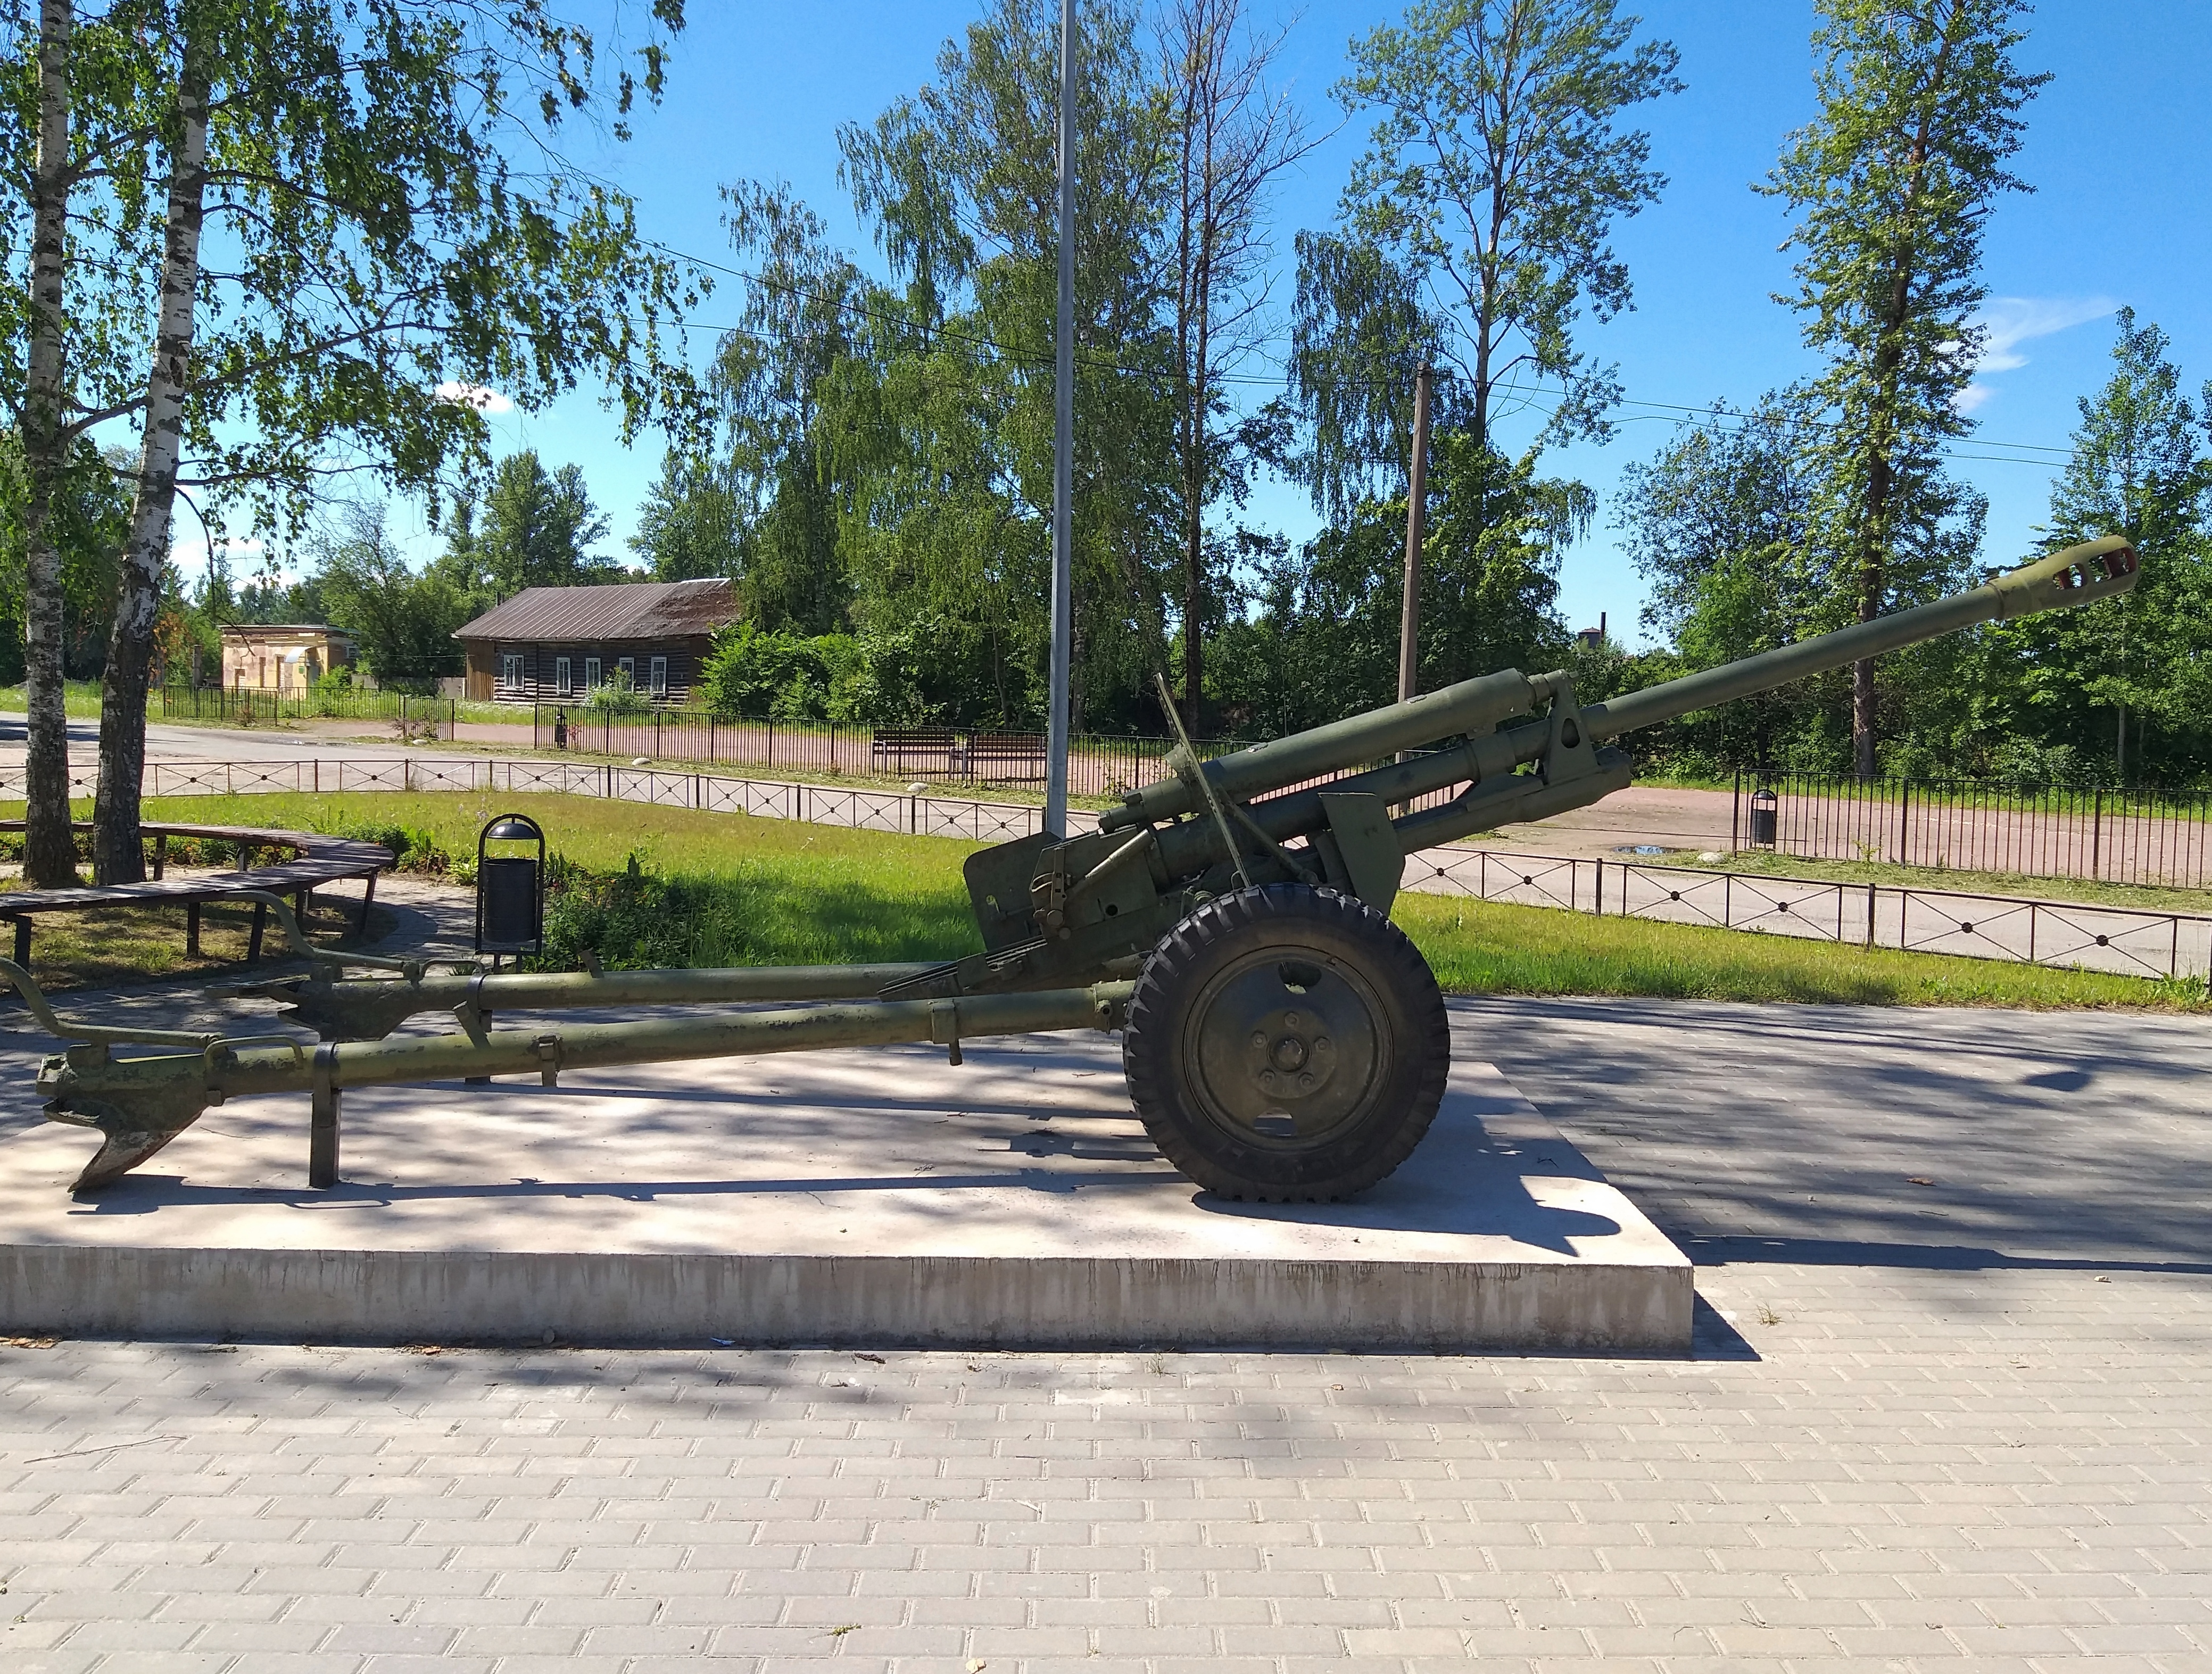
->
[476,813,545,956]
[1748,785,1778,848]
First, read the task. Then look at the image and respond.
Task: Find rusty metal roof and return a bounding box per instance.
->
[453,577,739,643]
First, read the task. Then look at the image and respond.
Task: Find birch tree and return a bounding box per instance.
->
[2,0,703,883]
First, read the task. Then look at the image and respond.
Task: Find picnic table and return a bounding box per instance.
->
[0,821,393,968]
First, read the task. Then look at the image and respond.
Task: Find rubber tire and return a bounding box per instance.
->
[1123,883,1451,1201]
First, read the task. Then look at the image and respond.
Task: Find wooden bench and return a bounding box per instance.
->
[0,821,394,969]
[964,732,1048,782]
[871,727,962,774]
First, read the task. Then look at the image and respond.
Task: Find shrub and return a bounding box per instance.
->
[584,673,651,717]
[309,818,451,873]
[537,851,699,968]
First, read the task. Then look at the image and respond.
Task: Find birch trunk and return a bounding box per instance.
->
[21,0,78,887]
[94,39,209,885]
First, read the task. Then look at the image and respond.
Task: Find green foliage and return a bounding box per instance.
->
[1327,0,1681,454]
[583,672,652,717]
[631,454,743,582]
[1762,0,2044,772]
[1615,392,1986,777]
[436,451,622,604]
[540,851,698,969]
[0,432,128,684]
[634,0,1178,731]
[1974,310,2212,784]
[313,818,449,873]
[698,617,1004,725]
[0,2,706,547]
[700,622,839,722]
[309,503,469,691]
[1211,441,1578,733]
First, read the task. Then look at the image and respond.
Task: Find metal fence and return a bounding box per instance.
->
[14,753,2194,980]
[1732,769,2212,889]
[524,706,1481,814]
[161,686,457,734]
[0,757,1046,846]
[1411,846,2212,981]
[527,707,1241,797]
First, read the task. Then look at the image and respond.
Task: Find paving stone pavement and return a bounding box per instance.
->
[2,997,2209,1673]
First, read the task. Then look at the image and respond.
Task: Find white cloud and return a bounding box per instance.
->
[435,379,514,415]
[1950,295,2117,415]
[1975,295,2117,371]
[171,535,265,567]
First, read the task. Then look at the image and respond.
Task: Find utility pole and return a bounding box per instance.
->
[1396,361,1433,705]
[1045,0,1076,838]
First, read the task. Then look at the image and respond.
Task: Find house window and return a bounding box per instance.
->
[584,656,602,689]
[649,656,668,697]
[555,656,570,693]
[501,653,524,690]
[617,656,635,686]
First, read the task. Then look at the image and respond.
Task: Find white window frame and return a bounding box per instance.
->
[554,656,571,693]
[617,656,635,685]
[501,652,524,690]
[584,656,602,689]
[649,656,668,697]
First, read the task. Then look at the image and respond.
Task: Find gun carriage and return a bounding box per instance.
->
[23,537,2138,1200]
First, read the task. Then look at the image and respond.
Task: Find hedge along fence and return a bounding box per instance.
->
[161,685,459,735]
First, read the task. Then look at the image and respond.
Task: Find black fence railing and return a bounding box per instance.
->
[1734,768,2212,889]
[533,710,1163,794]
[528,706,1471,808]
[1415,846,2212,980]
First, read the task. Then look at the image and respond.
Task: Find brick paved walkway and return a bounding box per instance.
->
[4,998,2209,1672]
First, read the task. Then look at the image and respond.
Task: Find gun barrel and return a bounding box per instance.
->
[1103,667,1554,832]
[1130,537,2137,883]
[1586,536,2138,743]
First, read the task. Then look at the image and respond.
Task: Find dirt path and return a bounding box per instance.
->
[1485,783,1737,858]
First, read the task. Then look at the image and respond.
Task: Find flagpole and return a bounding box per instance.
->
[1046,0,1076,838]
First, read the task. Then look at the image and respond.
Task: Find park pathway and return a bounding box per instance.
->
[0,997,2207,1671]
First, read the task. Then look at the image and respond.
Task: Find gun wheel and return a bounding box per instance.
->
[1123,883,1451,1201]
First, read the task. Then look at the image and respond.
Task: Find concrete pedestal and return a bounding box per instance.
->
[0,1030,1691,1353]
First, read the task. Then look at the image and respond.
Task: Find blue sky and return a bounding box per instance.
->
[379,0,2212,648]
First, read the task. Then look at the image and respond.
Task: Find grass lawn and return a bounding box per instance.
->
[1,790,2200,1009]
[133,790,984,968]
[0,681,127,719]
[1392,893,2202,1009]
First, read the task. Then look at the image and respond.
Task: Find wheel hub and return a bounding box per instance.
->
[1187,955,1384,1148]
[1249,1011,1338,1098]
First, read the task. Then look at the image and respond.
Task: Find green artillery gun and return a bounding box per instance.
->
[28,536,2138,1199]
